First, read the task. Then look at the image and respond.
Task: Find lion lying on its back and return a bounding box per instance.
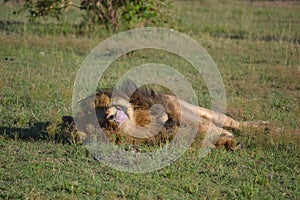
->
[63,80,269,149]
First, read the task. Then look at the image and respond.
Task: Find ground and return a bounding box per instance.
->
[0,0,299,199]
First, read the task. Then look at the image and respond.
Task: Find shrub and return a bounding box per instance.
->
[5,0,171,31]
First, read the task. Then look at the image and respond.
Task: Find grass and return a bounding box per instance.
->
[1,140,298,199]
[0,0,299,199]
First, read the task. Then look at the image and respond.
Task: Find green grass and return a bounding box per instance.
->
[0,0,299,199]
[1,140,299,199]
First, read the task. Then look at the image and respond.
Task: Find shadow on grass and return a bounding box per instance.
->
[0,120,77,143]
[0,122,51,140]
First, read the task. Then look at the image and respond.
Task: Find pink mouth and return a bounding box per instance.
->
[115,109,128,124]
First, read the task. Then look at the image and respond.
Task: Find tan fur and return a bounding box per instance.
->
[70,87,269,149]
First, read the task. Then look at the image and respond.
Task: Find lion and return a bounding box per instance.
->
[63,80,269,150]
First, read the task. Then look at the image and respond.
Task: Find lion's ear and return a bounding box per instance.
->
[116,79,138,97]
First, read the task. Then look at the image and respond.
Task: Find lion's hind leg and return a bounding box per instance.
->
[197,119,236,150]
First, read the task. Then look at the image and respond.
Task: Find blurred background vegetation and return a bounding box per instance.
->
[3,0,173,31]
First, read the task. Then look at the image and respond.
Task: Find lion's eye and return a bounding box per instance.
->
[107,115,115,120]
